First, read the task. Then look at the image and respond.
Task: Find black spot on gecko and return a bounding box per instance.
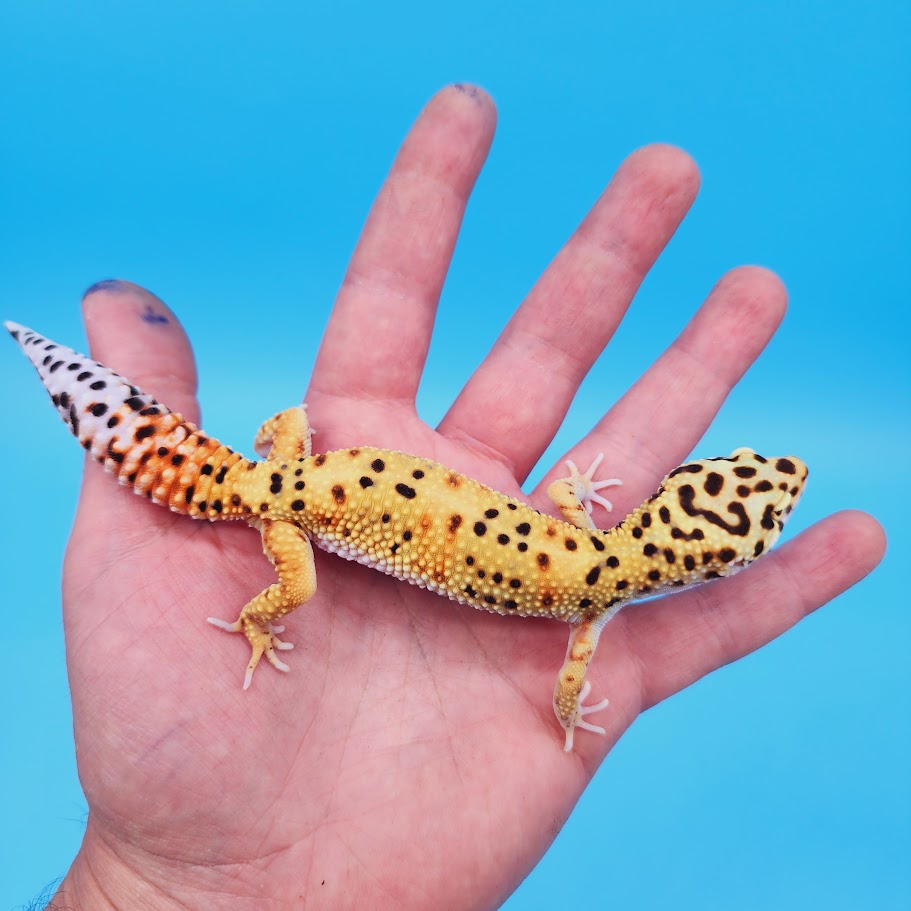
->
[359,476,373,488]
[579,598,592,608]
[641,513,652,528]
[659,506,671,524]
[492,572,503,583]
[135,425,155,441]
[515,522,531,535]
[497,534,510,545]
[631,527,643,539]
[590,536,605,551]
[606,556,620,568]
[504,600,518,610]
[517,542,528,552]
[537,553,550,570]
[718,547,737,563]
[755,480,773,492]
[215,466,228,484]
[139,406,161,417]
[704,472,725,496]
[231,494,241,507]
[484,508,499,519]
[510,579,521,588]
[465,585,477,598]
[760,504,776,530]
[648,569,661,581]
[200,464,214,476]
[736,485,752,498]
[48,360,63,373]
[507,503,517,511]
[474,522,487,536]
[585,566,601,585]
[734,466,757,479]
[616,580,628,591]
[684,554,696,571]
[106,440,124,464]
[643,543,658,557]
[270,474,283,494]
[125,396,144,411]
[157,447,169,457]
[565,538,577,551]
[412,469,425,480]
[776,458,796,474]
[664,548,676,564]
[185,485,195,504]
[89,402,108,417]
[753,540,765,557]
[484,595,497,605]
[382,513,391,523]
[465,556,474,566]
[395,483,416,499]
[171,454,185,466]
[295,481,305,490]
[678,484,751,537]
[448,515,463,533]
[211,500,223,513]
[705,570,722,579]
[371,458,385,472]
[332,485,346,505]
[403,531,412,541]
[314,454,326,467]
[669,463,704,477]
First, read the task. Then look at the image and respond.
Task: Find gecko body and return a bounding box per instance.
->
[7,322,808,749]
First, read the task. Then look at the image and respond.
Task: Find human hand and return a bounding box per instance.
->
[52,85,885,910]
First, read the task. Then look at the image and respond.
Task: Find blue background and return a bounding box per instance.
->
[1,2,908,908]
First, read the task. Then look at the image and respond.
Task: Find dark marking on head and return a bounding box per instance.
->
[736,485,751,498]
[776,458,796,474]
[734,466,757,479]
[704,472,724,496]
[678,484,750,536]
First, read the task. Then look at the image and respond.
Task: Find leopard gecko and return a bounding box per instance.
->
[6,321,808,750]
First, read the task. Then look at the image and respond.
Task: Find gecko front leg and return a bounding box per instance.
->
[547,453,622,529]
[208,518,317,688]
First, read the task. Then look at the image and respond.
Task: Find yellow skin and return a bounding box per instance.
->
[7,318,807,749]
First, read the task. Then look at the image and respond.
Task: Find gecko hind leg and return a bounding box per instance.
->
[207,519,317,688]
[254,405,313,460]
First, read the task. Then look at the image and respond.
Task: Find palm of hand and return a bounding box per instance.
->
[56,86,883,911]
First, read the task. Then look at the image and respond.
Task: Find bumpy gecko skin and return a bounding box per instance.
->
[7,322,808,750]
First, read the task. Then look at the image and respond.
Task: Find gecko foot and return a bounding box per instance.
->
[207,616,294,689]
[564,453,622,515]
[563,681,611,752]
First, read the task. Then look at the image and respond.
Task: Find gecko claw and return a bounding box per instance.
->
[207,616,293,688]
[564,454,622,515]
[563,681,611,751]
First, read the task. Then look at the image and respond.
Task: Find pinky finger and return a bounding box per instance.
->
[619,510,886,711]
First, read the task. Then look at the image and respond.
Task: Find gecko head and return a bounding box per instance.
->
[725,447,808,552]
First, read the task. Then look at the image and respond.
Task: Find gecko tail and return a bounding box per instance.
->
[6,321,246,517]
